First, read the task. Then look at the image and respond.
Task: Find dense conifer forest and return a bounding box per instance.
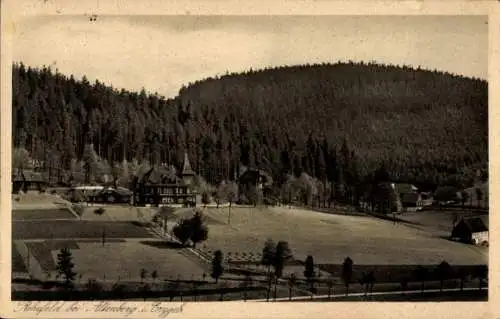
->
[12,61,488,195]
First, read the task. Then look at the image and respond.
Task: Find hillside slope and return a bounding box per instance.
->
[12,62,487,188]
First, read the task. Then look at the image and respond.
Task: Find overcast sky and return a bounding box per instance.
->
[13,15,487,98]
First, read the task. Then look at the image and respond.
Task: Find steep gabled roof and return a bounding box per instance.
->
[139,166,178,184]
[461,217,488,233]
[392,183,418,194]
[182,152,195,176]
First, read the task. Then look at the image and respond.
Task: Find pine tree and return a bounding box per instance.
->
[304,255,315,292]
[273,241,293,279]
[261,239,276,278]
[211,250,224,284]
[341,257,353,296]
[189,210,208,249]
[56,248,77,288]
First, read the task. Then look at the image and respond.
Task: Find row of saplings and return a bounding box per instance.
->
[212,239,489,301]
[50,245,487,301]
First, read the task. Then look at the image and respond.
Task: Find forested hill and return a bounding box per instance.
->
[12,62,488,190]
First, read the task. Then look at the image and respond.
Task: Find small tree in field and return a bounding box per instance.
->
[141,283,151,301]
[214,182,227,208]
[475,265,488,291]
[173,219,192,245]
[94,207,107,246]
[288,273,297,301]
[56,248,77,289]
[224,181,238,225]
[414,266,428,295]
[261,239,276,278]
[140,268,147,283]
[273,241,293,279]
[304,255,315,293]
[189,210,209,249]
[435,261,452,292]
[400,277,409,294]
[158,206,176,235]
[341,257,353,296]
[458,267,469,292]
[202,192,211,207]
[211,250,224,284]
[151,270,158,284]
[172,210,209,248]
[359,272,369,298]
[366,271,375,296]
[326,277,334,300]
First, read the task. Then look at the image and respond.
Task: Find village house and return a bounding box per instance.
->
[390,182,427,212]
[87,187,133,204]
[12,170,47,194]
[451,217,489,245]
[132,153,197,207]
[237,166,273,202]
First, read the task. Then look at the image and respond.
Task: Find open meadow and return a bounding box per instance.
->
[55,240,207,282]
[188,206,487,267]
[12,195,488,301]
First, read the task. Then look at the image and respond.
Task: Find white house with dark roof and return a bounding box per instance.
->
[451,216,489,245]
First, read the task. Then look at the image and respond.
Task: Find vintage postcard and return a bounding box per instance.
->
[1,0,498,318]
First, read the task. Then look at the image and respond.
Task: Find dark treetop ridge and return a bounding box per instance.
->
[12,61,487,191]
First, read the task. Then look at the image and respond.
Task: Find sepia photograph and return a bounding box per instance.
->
[3,3,493,315]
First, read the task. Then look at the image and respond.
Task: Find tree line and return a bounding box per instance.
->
[12,61,488,196]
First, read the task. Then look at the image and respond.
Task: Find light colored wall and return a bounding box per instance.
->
[472,231,488,244]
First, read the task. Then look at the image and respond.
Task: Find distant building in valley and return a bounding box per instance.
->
[237,166,273,202]
[390,182,432,213]
[132,153,197,207]
[451,217,489,245]
[84,187,133,204]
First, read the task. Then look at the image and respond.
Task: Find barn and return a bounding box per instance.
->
[451,217,489,245]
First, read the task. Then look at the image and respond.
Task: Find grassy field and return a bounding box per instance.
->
[25,242,58,272]
[11,194,488,302]
[13,220,154,239]
[53,240,207,282]
[191,206,487,268]
[396,209,488,237]
[12,208,77,221]
[12,193,71,209]
[15,238,208,283]
[79,205,158,221]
